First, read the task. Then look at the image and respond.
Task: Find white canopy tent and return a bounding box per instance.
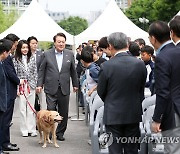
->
[75,0,149,46]
[177,11,180,16]
[0,0,74,44]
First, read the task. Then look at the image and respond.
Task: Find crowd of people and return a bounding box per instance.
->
[0,15,180,154]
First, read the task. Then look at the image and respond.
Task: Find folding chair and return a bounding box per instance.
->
[91,106,109,154]
[89,94,104,138]
[143,105,164,154]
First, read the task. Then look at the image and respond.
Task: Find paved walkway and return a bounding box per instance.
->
[10,91,91,154]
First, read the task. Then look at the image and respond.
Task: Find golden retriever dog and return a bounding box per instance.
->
[36,110,63,148]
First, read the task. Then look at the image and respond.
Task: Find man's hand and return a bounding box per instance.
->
[151,121,161,133]
[73,87,78,93]
[36,87,42,93]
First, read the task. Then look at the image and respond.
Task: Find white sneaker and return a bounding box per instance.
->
[31,132,37,137]
[22,133,28,137]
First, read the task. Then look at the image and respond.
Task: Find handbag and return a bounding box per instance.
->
[34,94,40,111]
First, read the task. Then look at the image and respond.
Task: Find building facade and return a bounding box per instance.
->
[0,0,32,14]
[115,0,133,10]
[1,0,133,21]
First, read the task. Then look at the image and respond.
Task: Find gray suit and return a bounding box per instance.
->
[37,48,78,136]
[36,50,43,72]
[38,48,78,95]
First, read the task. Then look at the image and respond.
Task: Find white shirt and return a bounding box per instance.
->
[114,49,128,56]
[174,40,180,46]
[55,49,63,72]
[22,55,28,71]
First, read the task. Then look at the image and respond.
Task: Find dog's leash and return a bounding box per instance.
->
[19,81,37,116]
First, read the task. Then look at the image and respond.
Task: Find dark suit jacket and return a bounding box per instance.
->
[3,56,20,102]
[37,48,78,95]
[36,50,43,72]
[152,42,180,131]
[0,62,7,112]
[97,52,147,125]
[176,42,180,47]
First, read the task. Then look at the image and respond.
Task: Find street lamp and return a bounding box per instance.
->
[139,17,149,30]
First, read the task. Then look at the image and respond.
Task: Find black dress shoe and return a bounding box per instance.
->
[2,143,17,148]
[57,136,65,141]
[9,143,17,147]
[2,144,20,151]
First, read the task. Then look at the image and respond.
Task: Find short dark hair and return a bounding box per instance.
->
[98,36,109,49]
[4,33,19,42]
[141,45,154,55]
[0,39,13,54]
[53,32,66,42]
[134,38,146,46]
[169,16,180,38]
[81,46,94,63]
[148,21,170,43]
[27,36,38,43]
[129,42,140,56]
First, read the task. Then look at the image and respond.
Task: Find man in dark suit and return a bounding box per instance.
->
[0,39,14,154]
[149,21,180,153]
[169,15,180,47]
[37,32,78,141]
[1,34,20,152]
[97,32,147,154]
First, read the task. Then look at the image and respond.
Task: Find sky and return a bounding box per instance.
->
[39,0,110,15]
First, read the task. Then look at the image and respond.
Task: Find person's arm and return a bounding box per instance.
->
[97,65,107,102]
[36,53,46,93]
[70,52,79,92]
[152,56,171,132]
[3,56,20,85]
[89,64,100,83]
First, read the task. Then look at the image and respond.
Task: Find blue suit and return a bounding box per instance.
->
[177,42,180,48]
[153,42,180,131]
[1,55,20,147]
[0,61,7,152]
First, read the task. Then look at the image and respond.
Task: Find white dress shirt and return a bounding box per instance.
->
[55,50,63,72]
[22,55,28,71]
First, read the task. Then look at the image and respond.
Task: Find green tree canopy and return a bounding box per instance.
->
[58,16,88,35]
[0,2,6,32]
[125,0,180,31]
[0,2,18,33]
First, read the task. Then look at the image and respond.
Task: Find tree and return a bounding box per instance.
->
[58,16,88,35]
[0,2,6,32]
[0,3,18,33]
[125,0,180,31]
[152,0,180,22]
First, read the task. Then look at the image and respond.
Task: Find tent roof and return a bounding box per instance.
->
[75,0,149,45]
[177,11,180,16]
[0,0,73,44]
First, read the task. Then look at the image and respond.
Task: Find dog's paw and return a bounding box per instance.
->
[38,140,43,144]
[48,140,53,144]
[55,144,59,148]
[42,144,47,148]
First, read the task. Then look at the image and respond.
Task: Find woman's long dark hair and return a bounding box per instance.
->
[15,40,32,63]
